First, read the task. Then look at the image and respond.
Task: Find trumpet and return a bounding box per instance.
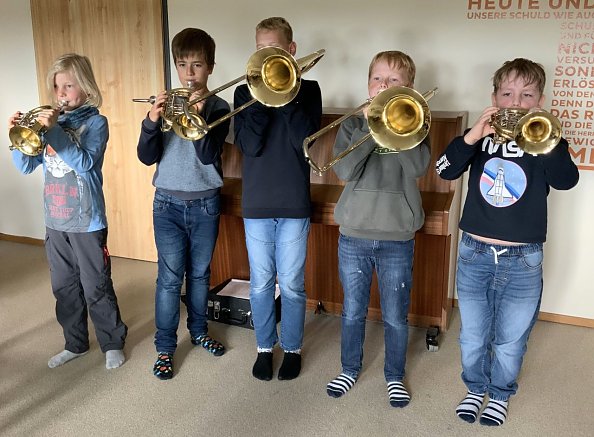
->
[303,86,438,174]
[490,108,561,155]
[9,100,68,156]
[132,82,207,141]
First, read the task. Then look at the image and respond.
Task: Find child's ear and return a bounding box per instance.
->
[289,41,297,56]
[491,93,497,106]
[538,93,545,108]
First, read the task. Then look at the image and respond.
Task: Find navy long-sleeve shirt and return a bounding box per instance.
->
[233,79,322,218]
[436,133,579,243]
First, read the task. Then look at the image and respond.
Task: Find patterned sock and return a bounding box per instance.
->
[252,352,273,381]
[153,352,174,380]
[48,350,88,368]
[387,381,411,408]
[326,373,356,398]
[105,349,125,369]
[480,398,508,426]
[191,334,225,356]
[456,391,486,423]
[278,352,301,380]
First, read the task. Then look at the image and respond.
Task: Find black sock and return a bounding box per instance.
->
[278,352,301,380]
[252,352,273,381]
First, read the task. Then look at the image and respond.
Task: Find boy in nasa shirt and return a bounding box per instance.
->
[436,58,578,426]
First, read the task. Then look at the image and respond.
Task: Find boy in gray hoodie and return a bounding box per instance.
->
[326,51,430,407]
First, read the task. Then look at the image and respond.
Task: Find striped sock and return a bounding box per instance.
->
[387,381,411,408]
[326,373,356,398]
[480,398,508,426]
[456,391,485,423]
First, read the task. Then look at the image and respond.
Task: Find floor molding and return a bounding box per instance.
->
[0,233,44,246]
[2,234,593,329]
[453,299,593,329]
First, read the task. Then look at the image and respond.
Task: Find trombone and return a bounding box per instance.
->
[132,46,325,141]
[490,108,561,155]
[9,100,68,156]
[303,86,438,174]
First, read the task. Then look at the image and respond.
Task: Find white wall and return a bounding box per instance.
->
[0,1,45,239]
[1,0,592,319]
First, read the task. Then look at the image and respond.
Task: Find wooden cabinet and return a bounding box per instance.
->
[210,110,467,333]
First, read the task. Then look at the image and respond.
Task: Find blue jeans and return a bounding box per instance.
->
[338,234,414,382]
[243,218,310,351]
[457,233,543,401]
[153,190,220,354]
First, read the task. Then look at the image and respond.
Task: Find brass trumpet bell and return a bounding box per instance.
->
[516,110,561,155]
[9,105,52,156]
[172,110,208,141]
[490,108,561,155]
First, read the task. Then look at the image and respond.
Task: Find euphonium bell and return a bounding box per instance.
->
[303,86,438,174]
[490,108,561,155]
[9,101,68,156]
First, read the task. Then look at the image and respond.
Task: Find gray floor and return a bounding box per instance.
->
[1,240,593,436]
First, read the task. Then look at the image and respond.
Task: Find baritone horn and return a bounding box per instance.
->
[490,108,561,155]
[303,86,438,174]
[132,47,325,141]
[9,100,68,156]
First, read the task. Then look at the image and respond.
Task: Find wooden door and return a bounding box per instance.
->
[30,0,164,261]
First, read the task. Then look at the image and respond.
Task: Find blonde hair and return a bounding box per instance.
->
[46,53,102,108]
[256,17,293,44]
[492,58,546,94]
[368,51,416,86]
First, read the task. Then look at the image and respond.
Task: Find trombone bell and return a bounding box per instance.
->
[368,86,432,152]
[247,47,325,107]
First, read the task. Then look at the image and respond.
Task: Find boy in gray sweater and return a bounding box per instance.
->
[326,51,430,407]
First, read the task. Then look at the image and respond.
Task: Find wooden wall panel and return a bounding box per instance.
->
[30,0,164,261]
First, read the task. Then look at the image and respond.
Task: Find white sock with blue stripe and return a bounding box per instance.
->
[387,381,411,407]
[326,373,356,398]
[456,391,485,423]
[480,398,508,426]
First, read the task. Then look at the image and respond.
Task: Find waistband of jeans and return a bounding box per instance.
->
[461,232,543,256]
[155,188,219,205]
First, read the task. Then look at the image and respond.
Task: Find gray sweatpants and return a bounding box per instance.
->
[45,227,127,353]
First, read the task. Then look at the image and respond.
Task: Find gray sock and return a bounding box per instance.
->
[105,349,125,369]
[48,350,88,368]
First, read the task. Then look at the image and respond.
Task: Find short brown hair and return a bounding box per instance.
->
[256,17,293,44]
[368,51,416,85]
[171,28,216,66]
[492,58,546,94]
[46,53,102,108]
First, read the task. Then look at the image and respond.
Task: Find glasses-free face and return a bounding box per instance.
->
[256,29,296,55]
[368,60,410,99]
[175,53,213,90]
[492,73,544,110]
[53,70,87,111]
